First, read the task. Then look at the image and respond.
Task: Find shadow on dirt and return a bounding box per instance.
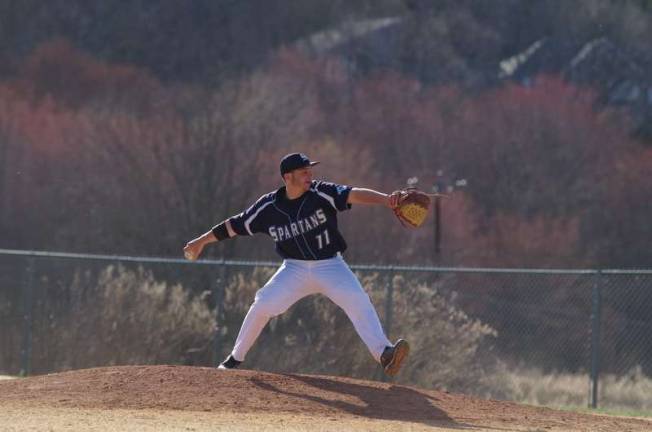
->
[252,374,487,429]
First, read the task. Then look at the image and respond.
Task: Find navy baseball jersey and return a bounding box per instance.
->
[227,180,352,260]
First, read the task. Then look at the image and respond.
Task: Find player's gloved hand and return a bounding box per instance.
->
[393,188,431,228]
[388,190,402,209]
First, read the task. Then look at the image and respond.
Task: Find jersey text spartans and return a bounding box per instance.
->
[226,181,352,260]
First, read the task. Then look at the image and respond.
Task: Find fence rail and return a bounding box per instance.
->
[1,248,651,411]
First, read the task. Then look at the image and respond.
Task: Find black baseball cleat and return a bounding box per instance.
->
[380,339,410,376]
[218,354,242,370]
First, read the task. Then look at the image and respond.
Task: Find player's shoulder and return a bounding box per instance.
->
[247,191,276,210]
[259,191,276,202]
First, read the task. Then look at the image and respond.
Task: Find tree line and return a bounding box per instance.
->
[0,39,650,269]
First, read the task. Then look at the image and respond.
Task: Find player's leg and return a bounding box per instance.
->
[224,260,316,367]
[314,257,409,375]
[313,256,392,362]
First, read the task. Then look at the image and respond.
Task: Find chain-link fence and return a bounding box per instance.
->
[1,248,651,411]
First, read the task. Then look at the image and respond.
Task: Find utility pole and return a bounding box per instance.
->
[431,169,467,261]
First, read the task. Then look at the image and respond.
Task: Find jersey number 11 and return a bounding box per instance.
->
[316,230,330,249]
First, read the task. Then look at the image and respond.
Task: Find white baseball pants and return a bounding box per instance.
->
[230,254,391,363]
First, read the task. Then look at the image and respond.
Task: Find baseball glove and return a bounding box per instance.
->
[393,188,431,228]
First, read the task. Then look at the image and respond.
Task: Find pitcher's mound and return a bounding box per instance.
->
[1,365,650,432]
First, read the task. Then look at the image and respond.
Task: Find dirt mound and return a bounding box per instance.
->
[1,365,650,431]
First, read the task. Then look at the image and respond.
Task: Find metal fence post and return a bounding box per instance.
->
[384,268,395,338]
[20,257,35,376]
[589,270,603,409]
[212,259,226,366]
[380,268,395,383]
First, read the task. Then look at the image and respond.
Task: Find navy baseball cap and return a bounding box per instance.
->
[280,153,320,176]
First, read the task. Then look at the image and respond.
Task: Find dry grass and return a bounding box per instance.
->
[483,365,652,413]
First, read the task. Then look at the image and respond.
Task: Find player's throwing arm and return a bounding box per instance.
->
[183,221,236,261]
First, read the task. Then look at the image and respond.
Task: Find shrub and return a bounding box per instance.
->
[388,274,499,392]
[36,265,214,371]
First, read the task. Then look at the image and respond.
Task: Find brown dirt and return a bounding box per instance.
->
[0,365,650,431]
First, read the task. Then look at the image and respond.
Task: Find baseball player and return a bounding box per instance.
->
[183,152,409,376]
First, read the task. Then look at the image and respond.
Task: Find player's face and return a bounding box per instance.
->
[288,166,313,191]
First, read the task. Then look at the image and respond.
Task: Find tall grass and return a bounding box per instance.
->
[483,365,652,413]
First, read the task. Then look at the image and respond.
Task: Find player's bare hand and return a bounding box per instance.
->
[183,240,203,261]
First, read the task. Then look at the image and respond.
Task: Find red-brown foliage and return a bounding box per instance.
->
[0,44,649,268]
[16,38,163,113]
